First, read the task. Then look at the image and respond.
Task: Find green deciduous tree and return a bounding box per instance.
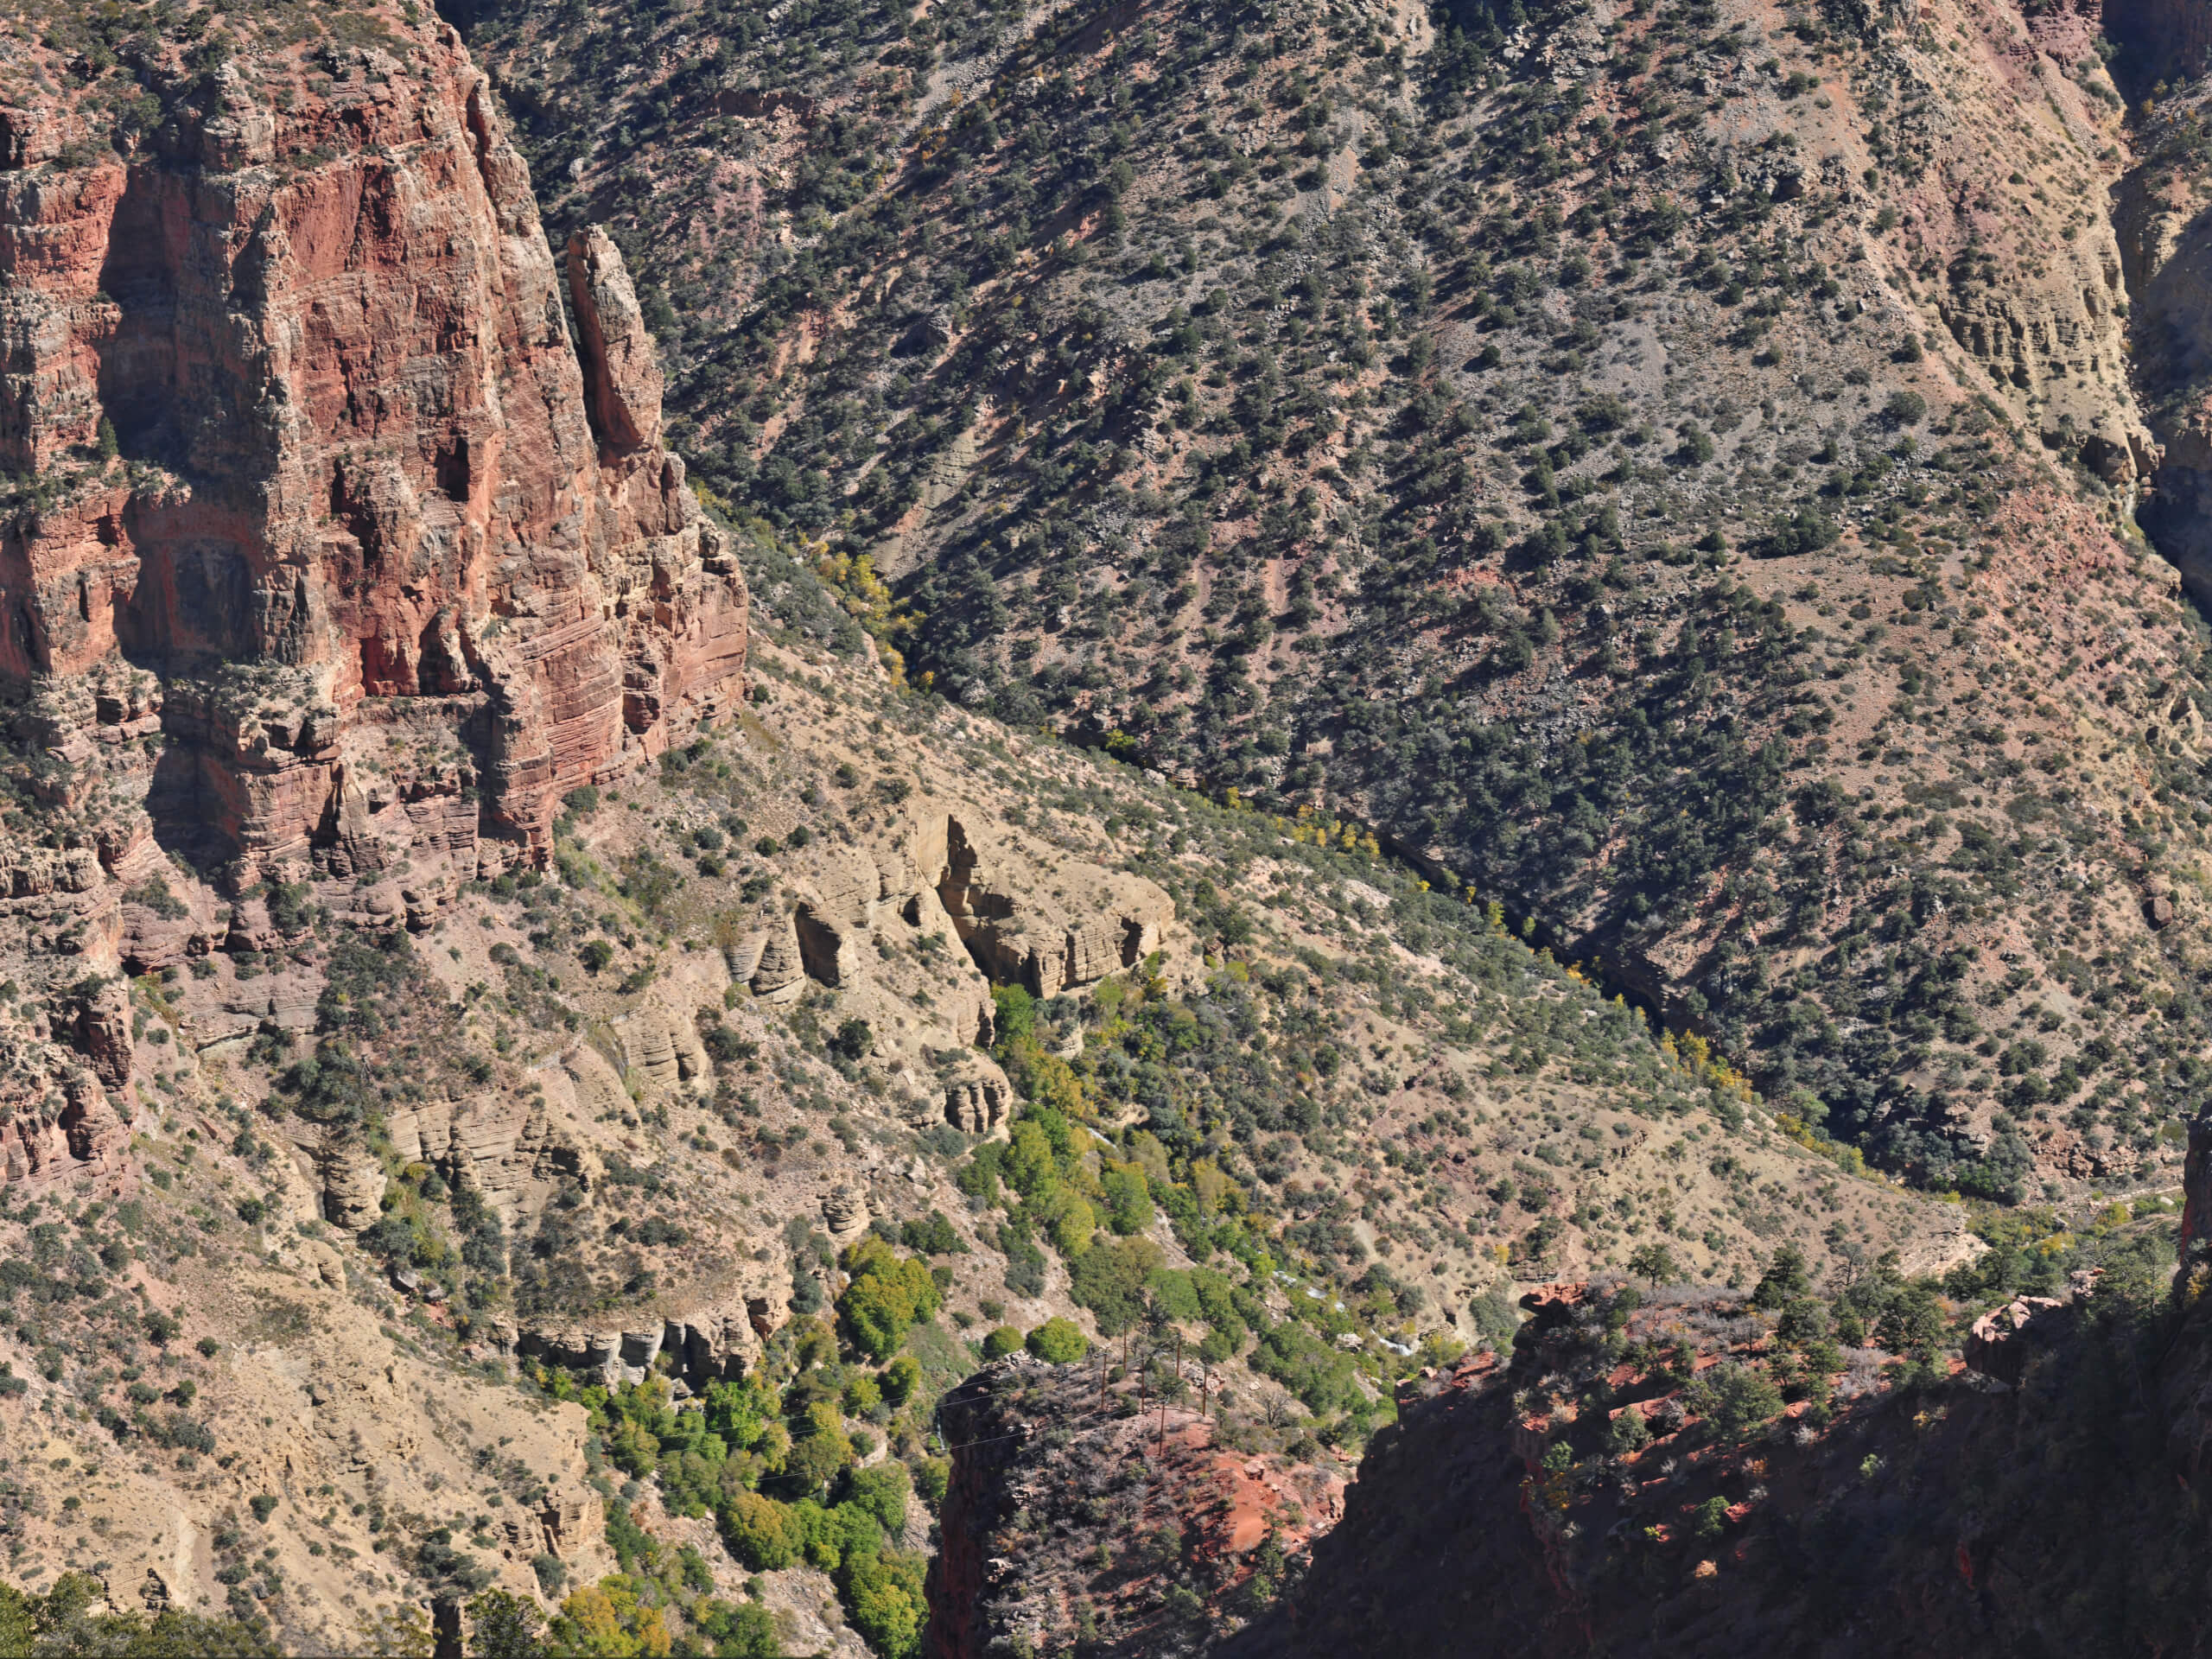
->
[837,1237,941,1361]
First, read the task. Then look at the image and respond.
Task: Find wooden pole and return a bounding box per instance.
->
[1171,1334,1182,1452]
[1136,1344,1146,1449]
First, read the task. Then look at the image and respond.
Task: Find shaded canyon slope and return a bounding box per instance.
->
[1209,1119,2212,1659]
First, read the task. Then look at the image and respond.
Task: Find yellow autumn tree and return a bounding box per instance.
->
[546,1579,671,1658]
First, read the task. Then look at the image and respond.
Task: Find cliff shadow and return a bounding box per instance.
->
[92,165,187,472]
[2101,0,2206,104]
[141,740,242,882]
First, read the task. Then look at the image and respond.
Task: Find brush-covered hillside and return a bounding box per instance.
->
[434,0,2212,1207]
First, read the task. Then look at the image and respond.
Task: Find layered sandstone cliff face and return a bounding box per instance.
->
[0,19,745,894]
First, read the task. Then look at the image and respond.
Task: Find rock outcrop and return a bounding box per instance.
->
[382,1088,591,1205]
[1961,1294,2069,1388]
[615,1002,709,1098]
[0,17,746,892]
[567,227,665,454]
[512,1288,787,1389]
[822,1183,870,1249]
[929,1356,1346,1659]
[929,815,1171,1000]
[942,1065,1012,1136]
[0,1069,127,1191]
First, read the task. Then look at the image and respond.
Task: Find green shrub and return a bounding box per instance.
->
[1686,1362,1783,1440]
[1251,1321,1357,1415]
[880,1355,921,1406]
[1101,1164,1155,1235]
[831,1017,874,1061]
[464,1589,542,1657]
[1026,1319,1088,1363]
[1147,1268,1203,1323]
[913,1456,950,1508]
[837,1237,941,1361]
[842,1462,912,1534]
[1606,1407,1651,1453]
[791,1497,875,1572]
[690,1597,779,1658]
[1750,1243,1811,1311]
[841,1545,926,1658]
[783,1400,854,1494]
[899,1211,966,1255]
[982,1325,1023,1360]
[1068,1236,1163,1334]
[1049,1195,1096,1257]
[1692,1494,1732,1541]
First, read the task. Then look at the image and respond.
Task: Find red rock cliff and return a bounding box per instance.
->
[0,13,744,887]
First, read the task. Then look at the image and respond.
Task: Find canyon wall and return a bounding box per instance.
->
[2116,68,2212,606]
[0,20,745,889]
[2109,0,2212,76]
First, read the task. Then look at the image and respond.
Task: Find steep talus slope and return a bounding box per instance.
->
[448,0,2212,1204]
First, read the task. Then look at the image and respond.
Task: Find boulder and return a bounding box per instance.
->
[1962,1297,2068,1388]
